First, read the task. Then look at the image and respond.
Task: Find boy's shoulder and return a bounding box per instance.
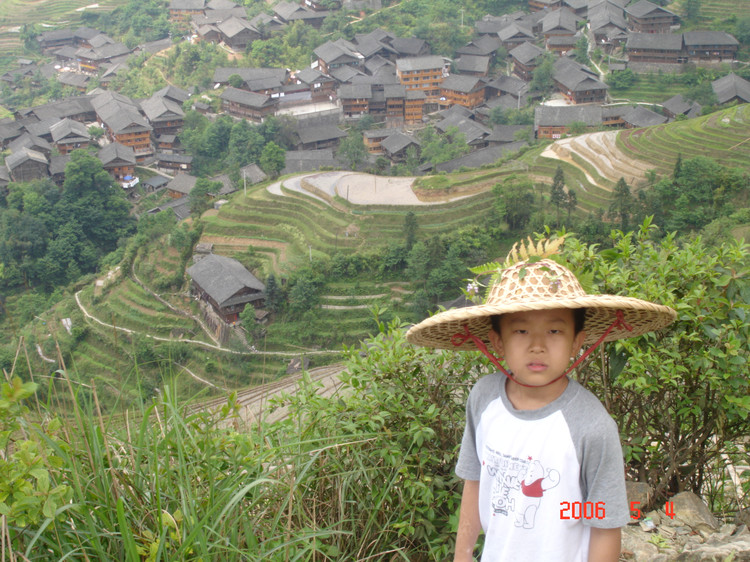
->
[563,380,619,439]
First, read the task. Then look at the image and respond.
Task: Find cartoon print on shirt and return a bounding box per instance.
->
[484,448,560,529]
[483,448,527,518]
[513,459,560,529]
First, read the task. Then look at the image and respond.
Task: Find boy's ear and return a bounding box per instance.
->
[572,331,586,356]
[488,327,504,356]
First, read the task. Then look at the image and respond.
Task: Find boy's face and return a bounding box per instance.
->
[488,308,586,387]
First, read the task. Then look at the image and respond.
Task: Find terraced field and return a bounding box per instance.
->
[201,177,502,277]
[668,0,750,23]
[617,103,750,176]
[0,0,119,71]
[0,0,118,26]
[608,75,693,106]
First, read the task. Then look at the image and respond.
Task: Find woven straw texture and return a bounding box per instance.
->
[406,259,677,350]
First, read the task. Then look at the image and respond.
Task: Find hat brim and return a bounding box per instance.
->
[405,295,677,350]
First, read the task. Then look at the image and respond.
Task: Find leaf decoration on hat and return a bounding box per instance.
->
[464,235,568,303]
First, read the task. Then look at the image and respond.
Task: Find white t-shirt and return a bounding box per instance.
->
[456,375,629,562]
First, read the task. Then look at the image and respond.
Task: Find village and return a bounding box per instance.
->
[0,0,747,225]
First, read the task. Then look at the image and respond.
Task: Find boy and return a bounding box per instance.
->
[406,257,676,561]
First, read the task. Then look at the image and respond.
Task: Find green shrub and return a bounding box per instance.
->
[564,222,750,508]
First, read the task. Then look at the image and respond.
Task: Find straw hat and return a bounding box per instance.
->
[405,259,677,350]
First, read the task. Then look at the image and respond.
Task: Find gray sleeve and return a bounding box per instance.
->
[455,374,504,481]
[566,391,630,528]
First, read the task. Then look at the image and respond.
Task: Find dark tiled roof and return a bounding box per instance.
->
[297,124,347,144]
[50,118,90,143]
[455,55,490,74]
[98,142,136,166]
[712,73,750,104]
[626,0,675,18]
[396,55,446,72]
[683,31,739,47]
[440,74,485,93]
[220,87,272,108]
[626,32,683,51]
[435,142,526,172]
[166,172,197,194]
[381,132,419,154]
[534,104,603,128]
[622,105,667,127]
[510,41,545,65]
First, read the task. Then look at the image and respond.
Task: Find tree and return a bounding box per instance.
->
[337,130,367,170]
[530,53,555,93]
[418,125,470,166]
[259,142,286,178]
[565,229,750,503]
[189,178,222,216]
[565,189,577,220]
[264,274,284,314]
[567,121,588,136]
[550,165,567,223]
[403,211,418,251]
[406,241,431,284]
[607,68,636,90]
[57,150,134,256]
[608,177,632,230]
[493,176,536,231]
[574,34,589,66]
[684,0,701,21]
[288,277,320,319]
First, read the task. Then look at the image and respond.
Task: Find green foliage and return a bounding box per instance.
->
[418,125,471,167]
[0,377,72,531]
[642,156,749,233]
[337,129,367,170]
[189,178,223,216]
[609,177,633,231]
[564,225,750,504]
[493,175,536,231]
[550,164,566,223]
[607,68,637,90]
[259,141,286,179]
[269,318,489,558]
[530,53,555,93]
[0,152,134,291]
[403,211,418,251]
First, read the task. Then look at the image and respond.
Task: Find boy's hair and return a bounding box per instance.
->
[490,308,587,336]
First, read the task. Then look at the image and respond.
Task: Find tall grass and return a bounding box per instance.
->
[2,319,476,560]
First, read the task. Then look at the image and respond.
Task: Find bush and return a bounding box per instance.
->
[564,223,750,508]
[267,317,492,558]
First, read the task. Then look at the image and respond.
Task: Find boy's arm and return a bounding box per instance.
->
[454,480,481,562]
[588,527,621,562]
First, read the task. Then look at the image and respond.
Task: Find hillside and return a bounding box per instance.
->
[7,101,748,413]
[0,0,119,69]
[538,103,750,189]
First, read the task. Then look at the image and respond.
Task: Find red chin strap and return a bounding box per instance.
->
[450,310,633,388]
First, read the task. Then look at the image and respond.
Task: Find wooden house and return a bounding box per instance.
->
[6,147,48,182]
[534,104,603,138]
[187,253,266,324]
[439,75,487,109]
[220,87,276,121]
[396,55,447,102]
[98,142,136,182]
[625,32,685,63]
[626,0,679,33]
[49,118,91,154]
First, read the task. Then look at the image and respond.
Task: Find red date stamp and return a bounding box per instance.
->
[559,500,676,520]
[630,501,676,520]
[559,501,606,519]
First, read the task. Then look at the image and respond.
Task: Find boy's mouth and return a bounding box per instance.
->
[527,362,548,372]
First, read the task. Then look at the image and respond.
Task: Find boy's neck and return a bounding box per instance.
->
[505,376,569,411]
